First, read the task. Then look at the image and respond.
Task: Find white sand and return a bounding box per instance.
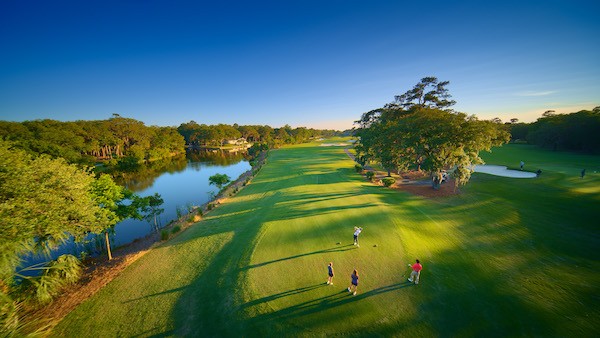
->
[474,165,537,178]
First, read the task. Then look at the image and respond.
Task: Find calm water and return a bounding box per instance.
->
[112,149,251,247]
[24,150,251,265]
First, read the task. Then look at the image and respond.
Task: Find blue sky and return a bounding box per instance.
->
[1,0,598,130]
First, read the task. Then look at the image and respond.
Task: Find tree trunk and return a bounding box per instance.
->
[105,231,113,260]
[431,172,441,190]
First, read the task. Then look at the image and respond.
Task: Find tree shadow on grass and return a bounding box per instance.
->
[246,282,414,326]
[374,173,600,336]
[240,244,356,271]
[241,283,326,309]
[122,285,190,304]
[164,148,404,335]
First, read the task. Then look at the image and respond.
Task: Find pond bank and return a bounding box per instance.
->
[25,150,269,333]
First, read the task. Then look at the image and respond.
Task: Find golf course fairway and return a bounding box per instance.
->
[52,140,600,337]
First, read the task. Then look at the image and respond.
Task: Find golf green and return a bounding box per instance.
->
[52,141,600,336]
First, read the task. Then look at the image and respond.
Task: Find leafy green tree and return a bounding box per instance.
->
[209,173,231,190]
[256,125,274,144]
[177,120,201,146]
[509,123,529,142]
[0,117,185,165]
[90,174,151,260]
[386,76,456,111]
[355,78,510,190]
[0,142,105,267]
[0,140,113,332]
[237,126,259,142]
[141,193,165,233]
[216,124,242,146]
[526,108,600,152]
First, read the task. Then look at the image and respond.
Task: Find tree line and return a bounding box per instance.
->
[177,122,340,148]
[0,114,185,166]
[0,116,342,169]
[507,107,600,153]
[354,77,510,190]
[0,115,341,334]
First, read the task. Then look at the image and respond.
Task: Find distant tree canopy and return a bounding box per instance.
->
[508,107,600,153]
[177,122,339,148]
[0,116,185,165]
[0,115,343,169]
[354,77,510,190]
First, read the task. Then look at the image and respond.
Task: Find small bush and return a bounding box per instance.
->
[175,206,184,219]
[365,171,375,181]
[382,177,396,187]
[354,164,363,172]
[172,225,181,234]
[197,209,203,217]
[160,230,170,241]
[187,214,195,222]
[207,203,214,211]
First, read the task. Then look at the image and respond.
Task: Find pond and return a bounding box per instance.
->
[110,149,251,247]
[25,149,251,264]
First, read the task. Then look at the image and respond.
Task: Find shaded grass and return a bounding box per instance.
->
[52,141,600,336]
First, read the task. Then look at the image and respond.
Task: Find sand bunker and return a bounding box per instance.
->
[474,165,537,178]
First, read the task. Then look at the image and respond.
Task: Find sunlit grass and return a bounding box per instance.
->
[52,140,600,336]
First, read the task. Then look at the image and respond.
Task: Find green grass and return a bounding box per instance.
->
[52,141,600,336]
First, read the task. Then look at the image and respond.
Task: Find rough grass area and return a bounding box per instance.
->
[52,140,600,336]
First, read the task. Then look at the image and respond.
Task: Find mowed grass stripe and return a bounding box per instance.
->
[52,141,600,336]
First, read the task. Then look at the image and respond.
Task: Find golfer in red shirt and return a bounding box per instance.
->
[408,259,422,284]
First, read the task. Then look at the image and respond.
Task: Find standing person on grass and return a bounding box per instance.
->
[347,269,359,295]
[326,262,334,285]
[353,226,363,247]
[408,259,423,284]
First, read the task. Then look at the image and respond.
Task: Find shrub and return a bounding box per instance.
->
[160,230,170,241]
[365,171,375,181]
[175,206,184,218]
[382,177,396,187]
[172,225,181,234]
[354,164,363,172]
[207,203,214,211]
[197,209,203,217]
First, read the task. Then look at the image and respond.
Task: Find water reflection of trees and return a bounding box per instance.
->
[111,150,248,191]
[186,149,248,168]
[112,155,188,191]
